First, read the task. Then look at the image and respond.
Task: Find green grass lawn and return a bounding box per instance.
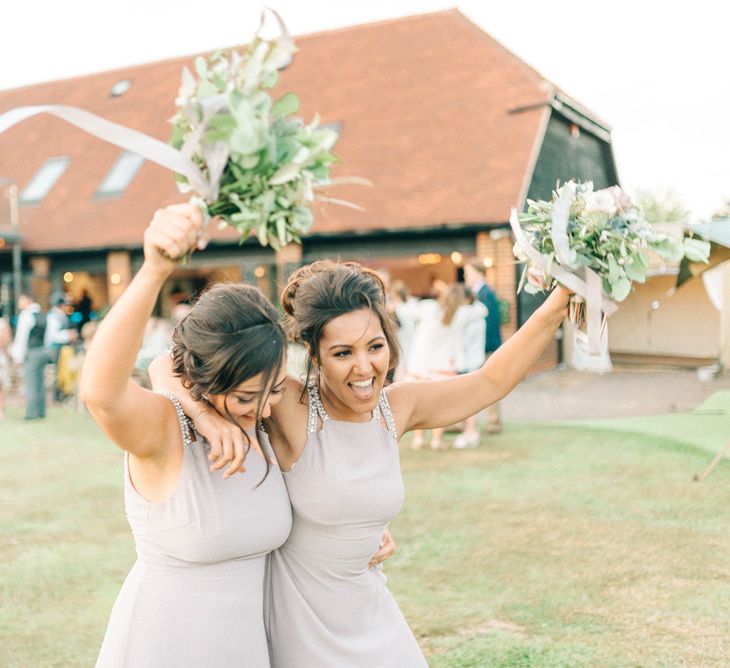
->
[1,403,729,667]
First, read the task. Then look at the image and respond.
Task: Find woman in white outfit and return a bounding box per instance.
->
[453,291,488,448]
[407,284,484,449]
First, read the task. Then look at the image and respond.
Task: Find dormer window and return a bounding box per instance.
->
[111,79,132,97]
[19,156,70,205]
[95,151,145,198]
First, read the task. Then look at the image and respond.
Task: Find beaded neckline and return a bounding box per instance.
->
[306,382,398,440]
[157,391,269,447]
[158,391,195,447]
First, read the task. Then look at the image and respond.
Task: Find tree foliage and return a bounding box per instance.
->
[633,188,690,225]
[711,198,730,221]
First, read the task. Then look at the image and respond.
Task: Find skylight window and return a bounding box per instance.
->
[19,156,70,204]
[95,152,145,198]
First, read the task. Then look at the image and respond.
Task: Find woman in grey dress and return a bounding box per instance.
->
[155,259,569,666]
[81,204,292,667]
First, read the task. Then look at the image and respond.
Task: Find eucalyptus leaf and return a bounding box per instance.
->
[650,237,684,262]
[272,92,300,118]
[276,217,287,246]
[196,80,218,99]
[194,56,208,79]
[269,163,302,185]
[611,277,632,302]
[624,254,648,282]
[683,237,711,263]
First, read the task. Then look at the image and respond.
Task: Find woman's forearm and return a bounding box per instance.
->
[80,263,169,409]
[479,289,567,399]
[394,288,569,432]
[148,353,209,421]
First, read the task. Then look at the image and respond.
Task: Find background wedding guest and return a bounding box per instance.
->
[10,293,48,420]
[74,289,93,331]
[45,291,78,401]
[74,320,99,413]
[388,280,419,381]
[407,283,470,448]
[464,258,503,434]
[453,290,488,448]
[0,305,12,419]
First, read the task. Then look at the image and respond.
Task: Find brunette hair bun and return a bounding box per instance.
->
[280,260,398,373]
[169,282,285,483]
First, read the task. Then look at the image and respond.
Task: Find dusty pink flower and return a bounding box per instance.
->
[600,185,634,213]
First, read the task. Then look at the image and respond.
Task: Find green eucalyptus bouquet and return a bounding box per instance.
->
[515,181,710,317]
[169,11,359,250]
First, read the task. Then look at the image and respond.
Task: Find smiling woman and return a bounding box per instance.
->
[280,261,400,421]
[266,260,567,668]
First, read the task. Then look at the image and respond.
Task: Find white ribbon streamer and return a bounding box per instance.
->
[550,186,579,269]
[510,207,618,357]
[0,105,213,199]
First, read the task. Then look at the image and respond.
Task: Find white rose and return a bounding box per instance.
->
[583,190,617,216]
[601,185,634,213]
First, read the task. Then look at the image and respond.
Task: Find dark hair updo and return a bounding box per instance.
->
[171,283,285,478]
[280,260,400,386]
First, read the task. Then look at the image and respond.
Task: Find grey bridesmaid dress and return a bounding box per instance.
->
[265,384,427,667]
[96,393,292,667]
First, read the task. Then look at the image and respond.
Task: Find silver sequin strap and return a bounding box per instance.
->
[375,390,398,441]
[157,391,195,448]
[306,382,329,434]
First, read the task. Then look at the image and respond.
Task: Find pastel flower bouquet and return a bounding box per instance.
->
[511,181,710,352]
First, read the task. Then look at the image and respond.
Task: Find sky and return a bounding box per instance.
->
[1,0,728,219]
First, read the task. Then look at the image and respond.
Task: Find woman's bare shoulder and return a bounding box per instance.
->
[275,375,309,415]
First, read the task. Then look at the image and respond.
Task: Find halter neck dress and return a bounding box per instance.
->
[96,393,292,667]
[265,384,427,667]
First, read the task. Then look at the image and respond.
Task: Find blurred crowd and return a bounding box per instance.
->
[1,258,505,444]
[386,258,504,449]
[0,291,99,420]
[0,290,190,421]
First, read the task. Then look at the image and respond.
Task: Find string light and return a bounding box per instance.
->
[417,253,442,265]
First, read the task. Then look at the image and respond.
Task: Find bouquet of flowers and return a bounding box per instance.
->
[514,181,710,327]
[169,10,359,250]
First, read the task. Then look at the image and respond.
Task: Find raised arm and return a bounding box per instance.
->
[80,204,204,456]
[389,286,569,433]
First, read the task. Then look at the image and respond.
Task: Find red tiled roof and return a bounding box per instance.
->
[0,10,560,252]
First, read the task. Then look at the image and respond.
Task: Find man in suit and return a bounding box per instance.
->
[11,293,49,419]
[463,259,503,434]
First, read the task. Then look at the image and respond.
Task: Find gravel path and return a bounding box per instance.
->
[501,365,730,422]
